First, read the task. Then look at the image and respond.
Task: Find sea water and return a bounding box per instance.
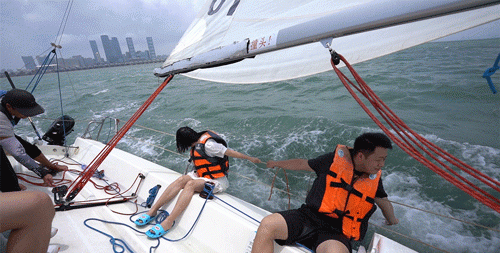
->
[2,38,499,253]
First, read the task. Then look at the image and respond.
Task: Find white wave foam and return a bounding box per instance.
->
[376,170,500,253]
[92,89,109,96]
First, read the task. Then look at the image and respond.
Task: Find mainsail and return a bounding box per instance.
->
[154,0,500,84]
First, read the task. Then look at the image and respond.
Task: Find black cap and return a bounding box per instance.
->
[2,89,44,117]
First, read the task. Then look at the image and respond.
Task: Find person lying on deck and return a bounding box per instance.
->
[134,126,261,238]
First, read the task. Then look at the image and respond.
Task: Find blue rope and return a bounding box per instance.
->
[157,186,214,242]
[482,52,500,94]
[83,186,314,252]
[25,51,52,91]
[213,195,260,223]
[26,51,56,93]
[84,187,213,252]
[84,218,158,253]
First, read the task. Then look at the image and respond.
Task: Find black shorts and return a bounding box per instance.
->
[0,136,41,192]
[275,205,352,252]
[1,147,21,192]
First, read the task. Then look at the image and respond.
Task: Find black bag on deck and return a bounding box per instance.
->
[42,115,75,146]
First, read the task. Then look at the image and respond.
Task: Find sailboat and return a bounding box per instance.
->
[3,0,500,252]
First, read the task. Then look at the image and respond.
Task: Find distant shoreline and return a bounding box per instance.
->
[1,58,165,78]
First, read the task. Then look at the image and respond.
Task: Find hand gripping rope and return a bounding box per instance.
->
[482,52,500,94]
[328,51,500,214]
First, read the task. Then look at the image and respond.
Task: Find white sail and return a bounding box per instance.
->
[154,0,500,84]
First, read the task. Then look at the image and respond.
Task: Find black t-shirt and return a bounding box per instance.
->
[305,148,388,211]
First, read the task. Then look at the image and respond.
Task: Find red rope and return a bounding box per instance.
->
[268,167,291,209]
[64,75,174,201]
[330,54,500,213]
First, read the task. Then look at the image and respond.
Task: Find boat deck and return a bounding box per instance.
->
[6,137,419,252]
[8,138,308,253]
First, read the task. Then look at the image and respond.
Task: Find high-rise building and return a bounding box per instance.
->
[21,56,37,70]
[146,37,156,59]
[111,37,124,63]
[89,40,103,63]
[101,35,113,63]
[36,55,46,66]
[101,35,124,63]
[126,37,136,60]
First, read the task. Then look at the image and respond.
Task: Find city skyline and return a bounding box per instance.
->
[1,1,499,71]
[0,0,201,71]
[14,35,164,75]
[16,35,162,71]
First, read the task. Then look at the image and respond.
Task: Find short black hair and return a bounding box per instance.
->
[353,132,392,156]
[176,126,202,153]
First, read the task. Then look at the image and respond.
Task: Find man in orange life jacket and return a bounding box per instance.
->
[252,132,399,253]
[134,126,262,238]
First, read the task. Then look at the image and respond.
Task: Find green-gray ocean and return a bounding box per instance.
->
[2,39,499,253]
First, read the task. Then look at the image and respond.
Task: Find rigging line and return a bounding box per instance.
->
[54,0,74,45]
[341,66,500,211]
[127,134,298,201]
[126,135,181,156]
[231,171,299,197]
[389,200,500,233]
[36,47,53,59]
[346,65,500,198]
[336,66,500,210]
[65,75,174,202]
[133,124,176,137]
[348,66,500,191]
[54,53,68,146]
[353,69,500,201]
[26,50,56,91]
[122,134,297,199]
[269,167,291,209]
[368,221,452,253]
[330,53,500,213]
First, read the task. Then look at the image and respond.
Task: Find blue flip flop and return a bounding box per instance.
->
[134,214,155,226]
[146,224,169,239]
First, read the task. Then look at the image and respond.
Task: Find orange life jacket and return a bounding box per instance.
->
[190,131,229,179]
[317,144,381,241]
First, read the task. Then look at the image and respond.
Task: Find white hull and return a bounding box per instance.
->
[6,137,417,253]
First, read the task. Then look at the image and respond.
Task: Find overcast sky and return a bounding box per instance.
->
[1,0,499,71]
[0,0,204,70]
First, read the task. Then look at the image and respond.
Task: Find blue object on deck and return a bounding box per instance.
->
[482,53,500,94]
[146,184,161,208]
